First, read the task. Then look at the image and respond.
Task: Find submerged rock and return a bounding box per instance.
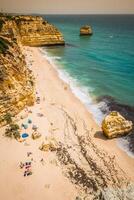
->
[102,111,133,139]
[80,25,93,36]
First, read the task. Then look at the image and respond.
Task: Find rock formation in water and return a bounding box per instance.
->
[80,25,93,36]
[102,111,133,138]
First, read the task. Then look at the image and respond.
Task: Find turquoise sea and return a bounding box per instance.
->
[42,15,134,155]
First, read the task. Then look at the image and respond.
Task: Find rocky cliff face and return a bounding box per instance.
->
[0,15,65,46]
[102,111,133,138]
[0,14,65,126]
[0,35,35,126]
[15,16,65,46]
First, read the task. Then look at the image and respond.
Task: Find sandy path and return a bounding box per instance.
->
[0,46,133,200]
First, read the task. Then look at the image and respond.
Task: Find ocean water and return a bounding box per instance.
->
[42,15,134,156]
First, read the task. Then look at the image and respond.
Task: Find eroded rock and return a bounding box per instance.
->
[80,25,93,36]
[0,15,65,46]
[39,138,58,152]
[102,111,133,138]
[0,14,65,126]
[0,36,35,126]
[15,15,65,46]
[32,131,41,140]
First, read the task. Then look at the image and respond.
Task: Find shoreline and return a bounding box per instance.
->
[0,46,134,200]
[41,48,105,125]
[27,46,134,178]
[42,47,134,158]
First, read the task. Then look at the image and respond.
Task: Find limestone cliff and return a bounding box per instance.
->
[0,14,65,126]
[15,15,65,46]
[0,35,35,126]
[0,15,65,46]
[102,111,133,139]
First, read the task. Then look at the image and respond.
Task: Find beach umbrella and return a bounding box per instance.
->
[21,133,29,138]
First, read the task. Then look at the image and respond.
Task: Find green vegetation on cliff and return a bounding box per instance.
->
[0,37,10,53]
[0,19,5,31]
[5,122,20,139]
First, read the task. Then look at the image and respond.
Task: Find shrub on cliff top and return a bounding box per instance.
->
[0,12,13,20]
[5,15,13,20]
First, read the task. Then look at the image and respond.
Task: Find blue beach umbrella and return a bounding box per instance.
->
[21,133,29,138]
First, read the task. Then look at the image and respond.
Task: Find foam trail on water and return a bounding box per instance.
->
[117,138,134,158]
[40,48,105,125]
[40,48,134,158]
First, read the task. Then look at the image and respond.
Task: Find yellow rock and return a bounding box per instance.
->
[32,131,41,140]
[80,25,93,36]
[39,138,58,152]
[102,111,133,139]
[0,35,35,126]
[0,14,65,127]
[16,16,65,46]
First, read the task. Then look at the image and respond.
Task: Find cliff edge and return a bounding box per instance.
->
[15,15,65,46]
[0,14,65,126]
[0,35,35,126]
[0,15,65,46]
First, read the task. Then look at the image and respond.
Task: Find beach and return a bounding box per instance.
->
[0,46,134,200]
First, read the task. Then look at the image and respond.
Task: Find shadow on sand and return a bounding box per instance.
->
[94,131,108,141]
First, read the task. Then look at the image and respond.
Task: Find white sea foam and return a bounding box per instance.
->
[40,48,134,158]
[117,138,134,158]
[40,48,105,125]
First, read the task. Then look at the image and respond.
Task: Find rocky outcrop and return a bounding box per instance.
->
[39,138,58,152]
[0,35,35,126]
[15,15,65,46]
[0,15,65,46]
[102,111,133,138]
[80,25,93,36]
[32,131,41,140]
[0,14,65,126]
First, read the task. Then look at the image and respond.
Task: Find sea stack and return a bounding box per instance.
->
[80,25,93,36]
[102,111,133,139]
